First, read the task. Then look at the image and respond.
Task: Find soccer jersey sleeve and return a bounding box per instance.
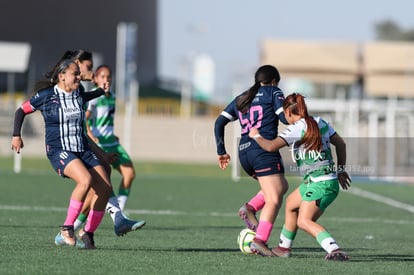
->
[87,97,98,112]
[13,88,51,136]
[214,98,238,155]
[25,88,53,112]
[327,120,336,137]
[278,119,306,146]
[272,89,288,125]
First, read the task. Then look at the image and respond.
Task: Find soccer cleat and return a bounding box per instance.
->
[325,249,349,261]
[114,218,146,236]
[54,232,65,246]
[250,238,275,257]
[79,229,96,250]
[55,225,76,246]
[238,204,258,232]
[272,246,292,258]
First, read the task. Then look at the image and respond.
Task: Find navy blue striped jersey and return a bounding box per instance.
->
[21,85,90,152]
[221,86,287,145]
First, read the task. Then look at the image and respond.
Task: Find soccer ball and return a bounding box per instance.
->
[237,228,256,255]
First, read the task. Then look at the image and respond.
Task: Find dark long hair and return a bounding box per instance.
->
[283,93,322,151]
[32,50,91,94]
[58,49,92,63]
[236,65,280,113]
[32,58,76,94]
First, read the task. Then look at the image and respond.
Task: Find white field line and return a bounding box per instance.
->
[0,187,413,224]
[347,187,414,213]
[0,206,414,226]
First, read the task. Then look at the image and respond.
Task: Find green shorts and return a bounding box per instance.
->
[299,178,339,211]
[101,143,132,169]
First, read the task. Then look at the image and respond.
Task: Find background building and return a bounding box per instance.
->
[0,0,157,91]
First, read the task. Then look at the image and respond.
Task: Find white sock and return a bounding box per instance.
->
[117,195,128,211]
[73,219,84,231]
[279,233,294,249]
[320,237,340,253]
[105,196,125,224]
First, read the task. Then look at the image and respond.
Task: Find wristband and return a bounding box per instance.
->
[252,134,261,140]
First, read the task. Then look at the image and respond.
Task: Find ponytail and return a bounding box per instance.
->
[284,93,321,151]
[236,82,260,113]
[236,64,281,113]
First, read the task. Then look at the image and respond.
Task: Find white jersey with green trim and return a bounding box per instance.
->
[279,116,337,182]
[87,91,118,147]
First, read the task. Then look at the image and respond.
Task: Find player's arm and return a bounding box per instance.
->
[273,89,289,125]
[83,88,105,101]
[330,133,351,190]
[249,127,287,152]
[11,100,35,153]
[214,113,232,170]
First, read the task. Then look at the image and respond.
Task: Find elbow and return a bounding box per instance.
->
[263,144,277,152]
[268,146,278,152]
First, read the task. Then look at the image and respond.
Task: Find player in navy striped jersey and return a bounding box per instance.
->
[61,50,145,238]
[11,59,109,249]
[214,65,289,256]
[249,93,351,260]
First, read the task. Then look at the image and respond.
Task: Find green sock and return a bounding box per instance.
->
[73,212,88,230]
[118,187,130,196]
[77,213,88,223]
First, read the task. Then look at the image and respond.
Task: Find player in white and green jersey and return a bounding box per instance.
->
[249,93,351,261]
[86,65,135,211]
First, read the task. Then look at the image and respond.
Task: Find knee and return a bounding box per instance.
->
[122,167,135,182]
[265,195,283,210]
[90,172,112,199]
[76,174,93,192]
[297,218,311,232]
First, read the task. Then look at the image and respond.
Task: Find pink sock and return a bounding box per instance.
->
[84,210,105,233]
[247,192,265,212]
[63,199,84,226]
[255,220,273,243]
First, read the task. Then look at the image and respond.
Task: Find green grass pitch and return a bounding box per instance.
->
[0,156,414,274]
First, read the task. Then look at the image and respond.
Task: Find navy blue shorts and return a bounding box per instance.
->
[239,145,284,178]
[47,148,100,177]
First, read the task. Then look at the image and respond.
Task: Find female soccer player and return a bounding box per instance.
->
[85,65,136,211]
[249,93,351,260]
[11,59,109,249]
[214,64,289,256]
[62,50,145,236]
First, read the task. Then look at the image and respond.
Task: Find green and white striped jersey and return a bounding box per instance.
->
[87,91,118,147]
[279,116,337,182]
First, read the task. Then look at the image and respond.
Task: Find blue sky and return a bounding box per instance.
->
[158,0,414,103]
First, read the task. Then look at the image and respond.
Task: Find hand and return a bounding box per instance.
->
[218,154,231,170]
[249,127,259,138]
[88,133,99,144]
[337,171,351,190]
[102,82,110,92]
[82,71,94,81]
[11,136,24,154]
